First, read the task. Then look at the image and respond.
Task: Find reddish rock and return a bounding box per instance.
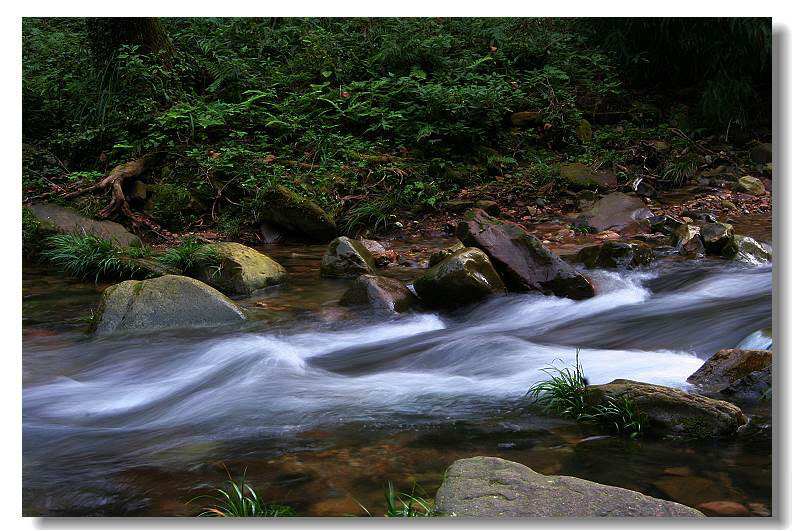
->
[696,501,750,517]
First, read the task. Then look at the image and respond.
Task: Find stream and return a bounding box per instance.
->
[22,241,773,516]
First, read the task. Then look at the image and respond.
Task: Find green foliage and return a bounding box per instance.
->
[22,207,43,257]
[527,350,646,438]
[146,182,196,229]
[190,469,296,517]
[155,236,220,271]
[40,233,145,281]
[383,482,434,517]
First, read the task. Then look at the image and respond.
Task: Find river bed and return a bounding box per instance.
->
[22,239,773,516]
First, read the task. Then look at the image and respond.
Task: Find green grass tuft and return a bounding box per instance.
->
[190,468,296,517]
[155,235,221,272]
[41,233,144,282]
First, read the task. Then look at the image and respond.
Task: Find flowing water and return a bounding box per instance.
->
[22,244,773,516]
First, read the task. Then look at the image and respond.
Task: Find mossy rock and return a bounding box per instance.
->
[27,202,141,247]
[92,275,246,335]
[735,176,765,196]
[576,240,653,269]
[749,143,772,164]
[259,185,337,242]
[192,242,287,295]
[413,247,505,309]
[429,241,465,267]
[320,236,377,279]
[585,379,747,438]
[558,163,616,190]
[721,234,771,264]
[699,222,734,254]
[687,348,772,391]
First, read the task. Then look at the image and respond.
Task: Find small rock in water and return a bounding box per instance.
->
[696,501,750,517]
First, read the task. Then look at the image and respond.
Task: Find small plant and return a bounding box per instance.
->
[41,233,143,281]
[527,350,590,421]
[661,155,698,187]
[190,468,296,517]
[528,350,646,438]
[383,481,434,517]
[156,236,221,272]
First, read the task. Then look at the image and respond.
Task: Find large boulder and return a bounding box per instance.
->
[339,274,418,313]
[320,237,377,278]
[456,209,595,300]
[573,192,652,232]
[27,202,141,247]
[735,176,765,196]
[558,163,617,190]
[92,275,246,335]
[721,235,772,264]
[429,241,465,267]
[687,349,772,390]
[699,222,734,254]
[413,248,505,309]
[192,242,286,295]
[259,185,337,242]
[585,379,747,438]
[434,457,704,517]
[577,240,653,269]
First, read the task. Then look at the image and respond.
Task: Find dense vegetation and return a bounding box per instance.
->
[22,17,771,241]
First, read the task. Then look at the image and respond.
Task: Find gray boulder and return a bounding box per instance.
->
[574,192,652,232]
[320,237,378,278]
[340,274,418,313]
[577,240,653,269]
[413,248,505,309]
[92,275,246,335]
[700,222,734,254]
[434,457,704,517]
[721,235,772,264]
[721,367,772,401]
[28,202,141,247]
[456,209,595,300]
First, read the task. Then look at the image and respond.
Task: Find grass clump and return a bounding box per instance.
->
[354,481,435,517]
[41,233,146,281]
[527,350,646,438]
[156,235,221,272]
[190,469,296,518]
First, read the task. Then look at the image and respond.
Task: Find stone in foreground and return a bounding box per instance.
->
[92,275,246,334]
[413,248,505,309]
[193,242,287,295]
[259,185,337,242]
[28,202,141,247]
[586,379,747,438]
[320,236,378,278]
[735,176,765,196]
[577,240,653,269]
[456,209,595,300]
[339,274,418,313]
[434,457,704,517]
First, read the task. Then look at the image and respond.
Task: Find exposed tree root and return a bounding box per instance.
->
[60,152,175,241]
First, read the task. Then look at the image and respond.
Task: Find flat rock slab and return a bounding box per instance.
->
[28,202,141,247]
[434,457,704,517]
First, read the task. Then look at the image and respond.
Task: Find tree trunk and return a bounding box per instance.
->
[85,17,175,65]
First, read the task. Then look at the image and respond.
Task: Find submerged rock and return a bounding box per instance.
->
[456,209,595,300]
[574,192,652,232]
[259,185,337,242]
[585,379,747,438]
[721,235,772,264]
[92,275,246,334]
[577,240,653,269]
[434,457,703,517]
[339,274,418,313]
[28,202,141,247]
[720,367,771,401]
[320,236,377,278]
[687,348,772,390]
[192,242,287,295]
[413,247,505,309]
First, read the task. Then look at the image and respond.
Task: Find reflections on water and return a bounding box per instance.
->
[22,254,772,516]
